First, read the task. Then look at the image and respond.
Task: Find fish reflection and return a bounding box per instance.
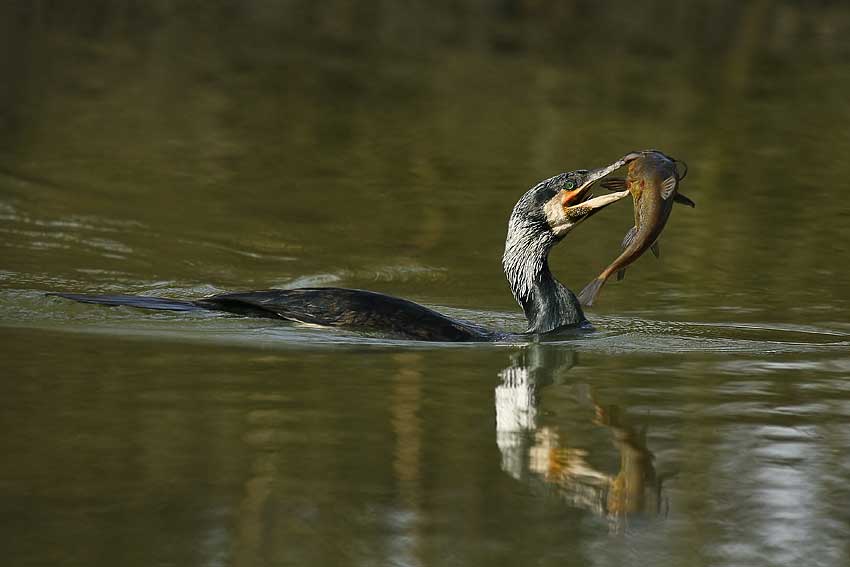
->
[495,344,671,529]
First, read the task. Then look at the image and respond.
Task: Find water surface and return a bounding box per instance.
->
[2,2,850,566]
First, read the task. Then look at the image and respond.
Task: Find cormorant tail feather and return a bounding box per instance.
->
[48,293,201,312]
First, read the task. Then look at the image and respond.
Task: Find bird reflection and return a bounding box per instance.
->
[495,344,671,530]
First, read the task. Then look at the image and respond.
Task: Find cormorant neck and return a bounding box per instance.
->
[502,231,586,334]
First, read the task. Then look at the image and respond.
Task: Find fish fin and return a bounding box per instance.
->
[578,277,606,307]
[599,177,627,191]
[660,175,677,200]
[614,226,639,283]
[621,226,638,250]
[651,241,660,258]
[674,193,696,208]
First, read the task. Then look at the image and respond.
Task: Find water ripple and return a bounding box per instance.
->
[2,287,848,355]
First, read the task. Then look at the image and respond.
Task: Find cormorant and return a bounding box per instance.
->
[50,153,638,341]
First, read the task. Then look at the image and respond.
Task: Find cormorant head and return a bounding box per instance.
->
[505,155,636,247]
[537,159,639,240]
[503,154,638,304]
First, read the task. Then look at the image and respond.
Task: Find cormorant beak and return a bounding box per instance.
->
[560,151,643,207]
[546,153,640,237]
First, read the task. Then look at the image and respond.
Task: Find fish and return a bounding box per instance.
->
[577,149,695,307]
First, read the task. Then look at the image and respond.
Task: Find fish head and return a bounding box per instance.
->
[625,151,687,204]
[627,150,685,183]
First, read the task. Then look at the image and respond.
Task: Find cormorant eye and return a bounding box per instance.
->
[565,180,576,190]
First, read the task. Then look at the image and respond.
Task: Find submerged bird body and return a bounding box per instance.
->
[51,154,638,341]
[57,288,492,341]
[578,150,694,307]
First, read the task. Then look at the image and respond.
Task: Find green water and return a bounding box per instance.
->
[2,2,850,566]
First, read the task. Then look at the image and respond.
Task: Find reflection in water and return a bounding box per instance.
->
[389,353,424,567]
[496,344,671,530]
[227,353,428,567]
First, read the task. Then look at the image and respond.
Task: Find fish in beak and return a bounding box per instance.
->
[578,149,696,307]
[546,152,642,237]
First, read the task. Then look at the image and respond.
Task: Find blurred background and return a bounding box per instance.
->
[2,3,850,567]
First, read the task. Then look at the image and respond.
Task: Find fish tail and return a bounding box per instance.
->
[578,276,607,307]
[48,292,202,312]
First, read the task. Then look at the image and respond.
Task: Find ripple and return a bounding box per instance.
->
[581,315,850,355]
[0,205,146,232]
[176,238,298,262]
[2,284,849,354]
[0,220,134,257]
[716,358,850,375]
[271,265,449,288]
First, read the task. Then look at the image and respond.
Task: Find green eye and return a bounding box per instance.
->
[565,180,576,190]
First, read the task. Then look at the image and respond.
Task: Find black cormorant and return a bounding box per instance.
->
[51,154,637,341]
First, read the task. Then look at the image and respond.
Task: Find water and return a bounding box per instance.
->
[2,2,850,566]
